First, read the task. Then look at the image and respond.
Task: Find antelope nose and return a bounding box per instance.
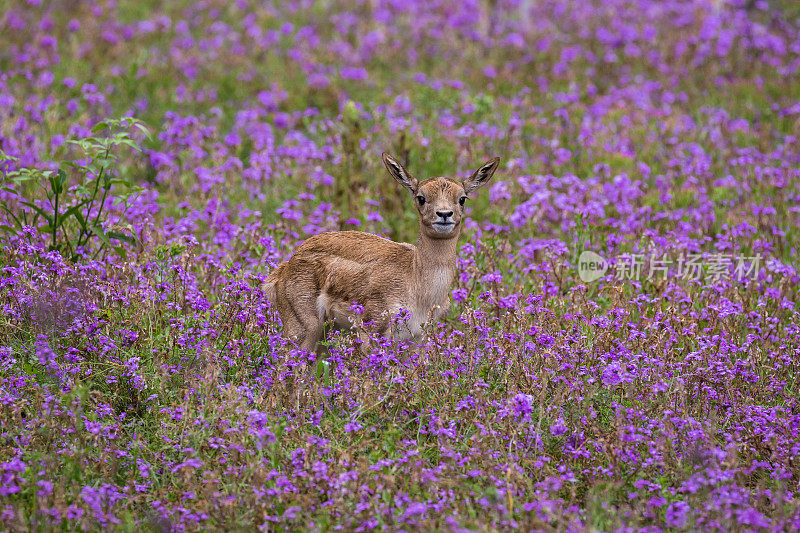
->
[436,210,453,219]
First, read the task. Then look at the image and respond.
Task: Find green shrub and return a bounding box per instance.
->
[0,117,150,260]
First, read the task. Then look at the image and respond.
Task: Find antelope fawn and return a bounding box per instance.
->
[263,153,500,352]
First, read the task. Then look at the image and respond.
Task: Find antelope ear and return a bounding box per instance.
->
[382,153,417,195]
[463,157,500,195]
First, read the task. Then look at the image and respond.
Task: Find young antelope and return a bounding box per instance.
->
[263,153,500,352]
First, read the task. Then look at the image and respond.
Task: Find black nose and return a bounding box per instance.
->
[436,210,453,219]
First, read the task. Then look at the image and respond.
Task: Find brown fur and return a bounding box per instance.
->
[264,153,500,352]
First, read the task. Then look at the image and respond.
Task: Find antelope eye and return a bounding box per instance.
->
[459,196,467,206]
[416,195,426,206]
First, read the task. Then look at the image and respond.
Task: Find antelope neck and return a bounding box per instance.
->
[412,229,459,285]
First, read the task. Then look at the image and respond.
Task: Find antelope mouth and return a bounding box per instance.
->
[432,221,456,233]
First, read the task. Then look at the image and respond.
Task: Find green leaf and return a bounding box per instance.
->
[86,220,129,259]
[106,231,136,244]
[62,161,89,172]
[11,173,35,183]
[88,224,113,248]
[112,191,141,205]
[133,122,152,141]
[49,169,67,195]
[69,210,88,231]
[61,204,88,224]
[18,200,53,224]
[57,168,67,190]
[315,360,330,384]
[117,138,141,151]
[0,151,19,163]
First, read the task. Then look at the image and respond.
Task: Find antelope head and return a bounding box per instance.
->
[381,153,500,240]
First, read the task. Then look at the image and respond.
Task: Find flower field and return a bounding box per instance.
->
[1,0,800,530]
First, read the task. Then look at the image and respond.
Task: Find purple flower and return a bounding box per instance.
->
[550,418,568,436]
[344,420,363,433]
[665,501,690,528]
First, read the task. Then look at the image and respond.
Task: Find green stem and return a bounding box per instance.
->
[75,165,105,250]
[89,147,114,251]
[92,187,109,229]
[52,191,59,250]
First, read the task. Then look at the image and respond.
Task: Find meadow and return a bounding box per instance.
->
[1,0,800,530]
